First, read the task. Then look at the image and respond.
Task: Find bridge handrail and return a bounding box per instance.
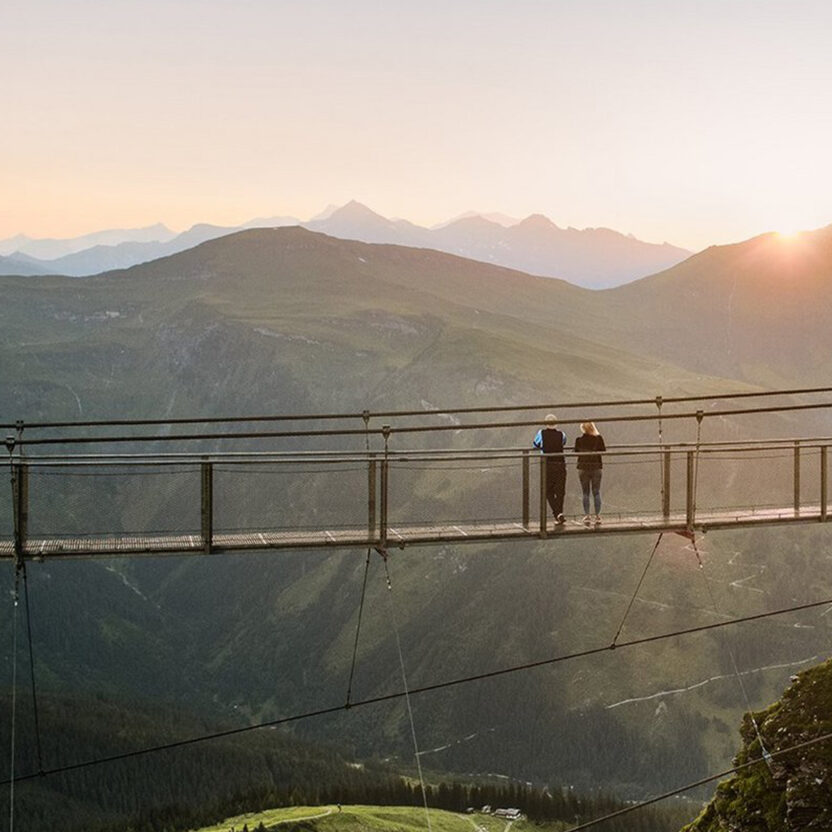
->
[4,383,832,432]
[6,397,832,449]
[8,437,832,467]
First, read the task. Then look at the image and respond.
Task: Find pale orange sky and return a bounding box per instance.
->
[3,0,832,250]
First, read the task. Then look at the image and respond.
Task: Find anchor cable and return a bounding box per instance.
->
[567,728,832,831]
[2,594,830,786]
[610,533,663,647]
[21,563,43,773]
[345,550,372,708]
[345,412,376,708]
[8,567,20,832]
[380,551,432,832]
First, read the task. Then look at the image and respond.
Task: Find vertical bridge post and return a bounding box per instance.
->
[522,450,530,529]
[12,462,28,561]
[380,426,390,548]
[794,440,801,515]
[662,450,671,520]
[685,451,695,532]
[201,460,213,553]
[367,454,377,542]
[821,445,828,522]
[539,455,547,538]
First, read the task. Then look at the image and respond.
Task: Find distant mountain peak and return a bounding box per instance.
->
[431,211,519,230]
[438,214,503,232]
[330,200,386,220]
[517,213,559,231]
[309,203,341,222]
[311,201,395,231]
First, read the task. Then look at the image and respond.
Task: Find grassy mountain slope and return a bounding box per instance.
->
[607,226,832,386]
[193,805,558,832]
[0,226,738,424]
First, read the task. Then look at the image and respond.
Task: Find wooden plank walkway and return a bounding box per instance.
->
[0,504,827,560]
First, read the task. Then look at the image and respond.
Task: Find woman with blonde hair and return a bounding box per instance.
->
[575,421,606,526]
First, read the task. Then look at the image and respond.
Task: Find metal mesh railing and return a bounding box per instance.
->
[26,465,200,537]
[213,462,370,533]
[1,439,829,555]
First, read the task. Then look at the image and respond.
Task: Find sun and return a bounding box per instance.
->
[774,225,803,241]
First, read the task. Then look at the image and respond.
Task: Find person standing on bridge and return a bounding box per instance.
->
[575,421,606,526]
[533,414,567,525]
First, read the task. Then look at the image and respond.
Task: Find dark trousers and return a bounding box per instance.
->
[545,462,567,517]
[579,468,602,515]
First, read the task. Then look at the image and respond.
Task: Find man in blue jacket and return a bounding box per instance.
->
[533,413,567,524]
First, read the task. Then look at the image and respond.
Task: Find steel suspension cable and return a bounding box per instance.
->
[2,594,831,787]
[656,397,665,510]
[8,567,20,832]
[345,550,372,709]
[344,411,376,708]
[14,399,832,448]
[692,411,704,519]
[6,383,832,432]
[610,534,663,647]
[567,728,832,832]
[20,563,43,774]
[656,396,663,447]
[380,552,432,832]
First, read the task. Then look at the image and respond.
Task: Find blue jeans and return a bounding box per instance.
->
[579,469,602,515]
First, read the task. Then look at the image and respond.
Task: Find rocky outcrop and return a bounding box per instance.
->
[684,658,832,831]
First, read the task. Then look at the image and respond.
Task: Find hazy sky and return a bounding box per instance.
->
[3,0,832,250]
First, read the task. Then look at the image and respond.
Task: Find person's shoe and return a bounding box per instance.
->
[594,515,602,525]
[582,515,591,526]
[556,514,566,525]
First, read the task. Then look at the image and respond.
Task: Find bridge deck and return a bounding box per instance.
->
[0,504,827,559]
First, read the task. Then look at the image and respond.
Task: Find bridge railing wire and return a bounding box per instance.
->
[7,395,832,449]
[26,464,201,539]
[11,434,832,465]
[5,382,832,432]
[214,461,371,534]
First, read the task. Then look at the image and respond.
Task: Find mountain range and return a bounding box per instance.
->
[0,222,178,259]
[0,253,50,276]
[2,226,832,829]
[0,202,691,287]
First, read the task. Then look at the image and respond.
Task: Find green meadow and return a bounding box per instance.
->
[191,804,563,832]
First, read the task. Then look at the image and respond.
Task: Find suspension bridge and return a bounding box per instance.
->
[3,387,831,560]
[3,386,832,832]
